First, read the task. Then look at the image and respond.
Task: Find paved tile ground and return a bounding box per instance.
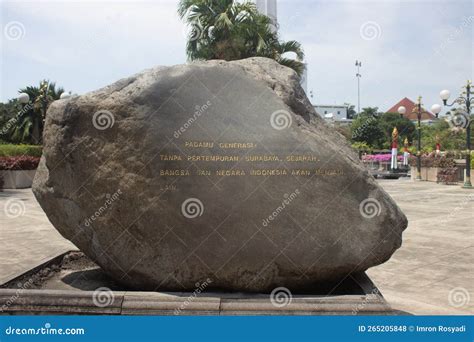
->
[0,189,77,284]
[368,179,474,315]
[1,180,472,315]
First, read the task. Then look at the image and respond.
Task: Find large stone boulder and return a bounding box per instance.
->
[33,57,407,292]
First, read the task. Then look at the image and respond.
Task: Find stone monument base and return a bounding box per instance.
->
[0,252,393,315]
[0,285,393,315]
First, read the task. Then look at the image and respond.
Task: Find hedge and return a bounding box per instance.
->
[0,156,40,170]
[0,144,43,157]
[409,154,456,168]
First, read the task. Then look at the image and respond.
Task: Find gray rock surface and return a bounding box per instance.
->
[33,57,407,292]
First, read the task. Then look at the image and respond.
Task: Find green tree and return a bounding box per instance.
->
[420,118,472,152]
[344,103,356,119]
[178,0,305,75]
[9,80,64,144]
[351,113,385,148]
[378,112,416,149]
[0,100,17,127]
[0,100,19,143]
[359,107,380,117]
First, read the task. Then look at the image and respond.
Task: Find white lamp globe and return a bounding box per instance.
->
[60,92,71,99]
[18,93,30,104]
[431,104,442,115]
[397,106,406,115]
[440,90,450,101]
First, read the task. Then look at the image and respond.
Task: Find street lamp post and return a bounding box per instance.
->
[398,96,441,181]
[398,106,406,118]
[355,60,362,114]
[17,92,32,117]
[439,80,473,189]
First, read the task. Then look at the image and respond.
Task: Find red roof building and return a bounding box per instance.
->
[386,97,436,121]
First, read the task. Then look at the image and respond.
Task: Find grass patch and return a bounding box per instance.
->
[0,144,43,157]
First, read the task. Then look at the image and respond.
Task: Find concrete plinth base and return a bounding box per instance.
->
[0,273,394,315]
[0,289,393,316]
[0,170,36,189]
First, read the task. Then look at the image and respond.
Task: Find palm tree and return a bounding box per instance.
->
[10,80,64,144]
[178,0,305,75]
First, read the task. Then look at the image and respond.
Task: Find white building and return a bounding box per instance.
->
[313,105,350,123]
[255,0,308,94]
[255,0,277,31]
[300,63,308,94]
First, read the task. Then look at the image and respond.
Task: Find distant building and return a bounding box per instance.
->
[313,104,351,123]
[386,97,437,124]
[255,0,277,32]
[255,0,308,94]
[300,63,308,94]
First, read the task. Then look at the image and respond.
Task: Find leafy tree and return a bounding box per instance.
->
[0,99,21,143]
[349,105,473,153]
[10,80,64,144]
[351,141,372,152]
[378,112,416,149]
[420,118,473,152]
[178,0,305,75]
[0,100,18,128]
[359,107,380,117]
[344,103,356,119]
[351,113,385,148]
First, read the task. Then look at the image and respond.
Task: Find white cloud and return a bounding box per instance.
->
[1,0,472,113]
[1,0,187,99]
[278,0,472,113]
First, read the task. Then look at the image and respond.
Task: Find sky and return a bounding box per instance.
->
[0,0,473,115]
